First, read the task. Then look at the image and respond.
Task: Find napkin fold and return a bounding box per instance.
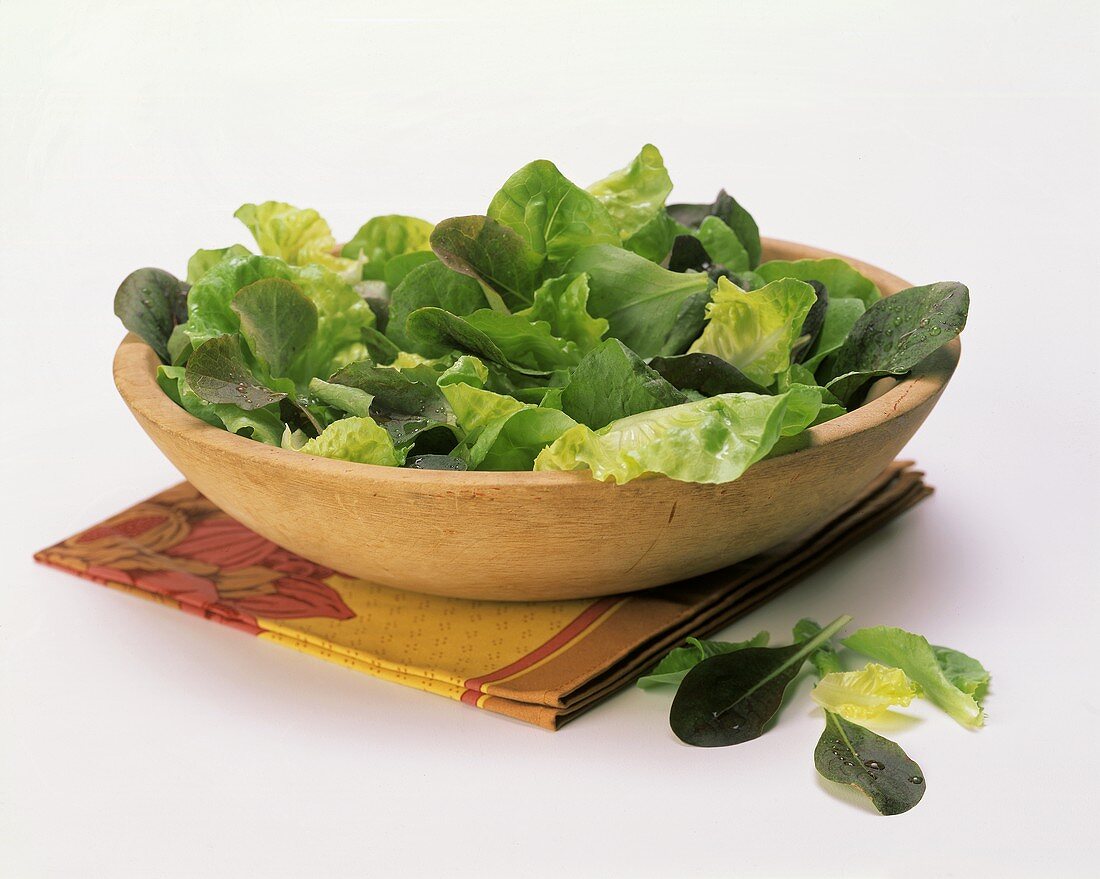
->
[35,462,929,729]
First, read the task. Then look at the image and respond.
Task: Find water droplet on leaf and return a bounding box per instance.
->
[864,760,885,771]
[909,775,923,785]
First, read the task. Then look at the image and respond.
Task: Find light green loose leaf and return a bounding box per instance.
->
[622,209,676,263]
[488,159,620,264]
[637,633,770,689]
[341,214,435,281]
[297,416,406,466]
[755,258,881,308]
[517,273,608,354]
[812,663,920,722]
[308,377,374,417]
[843,626,989,728]
[586,144,673,242]
[440,381,527,441]
[437,355,489,389]
[695,215,750,272]
[235,201,360,277]
[466,407,577,471]
[688,277,817,386]
[534,388,821,484]
[157,366,283,446]
[568,245,710,358]
[186,245,252,285]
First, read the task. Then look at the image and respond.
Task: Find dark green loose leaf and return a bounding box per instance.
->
[404,307,560,376]
[792,280,828,364]
[569,245,710,358]
[815,711,926,816]
[406,454,467,471]
[659,288,712,356]
[387,261,491,356]
[230,278,318,377]
[667,189,761,268]
[668,235,715,274]
[560,339,686,429]
[649,353,768,397]
[430,215,545,310]
[638,633,770,689]
[361,326,401,365]
[329,361,450,423]
[670,615,851,747]
[185,335,287,410]
[113,267,189,362]
[821,282,969,405]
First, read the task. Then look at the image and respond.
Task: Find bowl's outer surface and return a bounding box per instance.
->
[114,239,960,601]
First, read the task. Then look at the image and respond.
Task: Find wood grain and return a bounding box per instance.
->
[113,239,960,601]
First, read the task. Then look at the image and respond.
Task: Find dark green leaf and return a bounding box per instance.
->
[230,277,318,377]
[361,325,401,365]
[113,267,188,362]
[185,335,287,410]
[792,280,828,364]
[406,454,467,471]
[387,261,491,356]
[821,282,969,404]
[279,397,323,437]
[560,339,686,429]
[669,615,851,747]
[568,245,710,358]
[648,353,768,397]
[329,360,450,423]
[430,215,545,310]
[667,189,761,268]
[383,251,438,289]
[404,307,558,376]
[659,288,712,356]
[638,633,770,689]
[815,711,926,816]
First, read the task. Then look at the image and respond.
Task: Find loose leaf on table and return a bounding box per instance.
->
[230,278,318,377]
[560,338,686,429]
[688,277,818,387]
[340,214,435,280]
[430,215,544,310]
[517,273,608,354]
[816,711,926,816]
[755,257,880,308]
[793,618,845,678]
[535,387,822,485]
[667,188,761,268]
[296,415,406,466]
[648,352,768,397]
[186,245,252,285]
[637,633,770,689]
[812,664,919,722]
[114,268,189,363]
[586,143,673,245]
[487,159,621,265]
[568,244,711,358]
[185,335,287,410]
[387,260,491,356]
[669,615,852,746]
[843,626,989,728]
[821,282,969,405]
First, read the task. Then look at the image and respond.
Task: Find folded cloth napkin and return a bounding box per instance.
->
[35,461,929,729]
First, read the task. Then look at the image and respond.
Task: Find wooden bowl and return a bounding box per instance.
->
[114,239,960,601]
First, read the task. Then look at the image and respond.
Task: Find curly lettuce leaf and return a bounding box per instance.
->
[755,257,880,308]
[688,277,817,387]
[843,626,989,728]
[235,201,361,278]
[340,214,435,281]
[517,273,608,354]
[488,159,620,264]
[297,416,406,466]
[186,245,252,285]
[811,663,920,722]
[586,144,673,244]
[637,633,770,689]
[534,387,821,484]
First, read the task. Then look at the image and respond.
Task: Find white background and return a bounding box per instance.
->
[2,2,1097,876]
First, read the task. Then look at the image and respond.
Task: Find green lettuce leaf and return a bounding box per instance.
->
[648,353,768,397]
[803,297,866,371]
[186,245,252,285]
[440,381,526,441]
[340,214,435,281]
[465,407,577,471]
[387,261,491,356]
[694,215,750,272]
[437,355,490,389]
[568,245,711,358]
[235,201,361,277]
[297,416,406,466]
[383,250,438,289]
[430,215,544,310]
[811,663,920,722]
[158,365,284,446]
[114,268,188,363]
[534,388,822,484]
[586,144,673,244]
[667,189,761,268]
[517,273,608,354]
[755,257,880,308]
[230,278,318,378]
[487,159,620,264]
[843,626,989,728]
[637,633,770,689]
[308,377,374,418]
[560,338,686,429]
[688,277,817,386]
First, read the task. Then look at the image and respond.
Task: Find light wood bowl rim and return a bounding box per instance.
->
[114,237,961,486]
